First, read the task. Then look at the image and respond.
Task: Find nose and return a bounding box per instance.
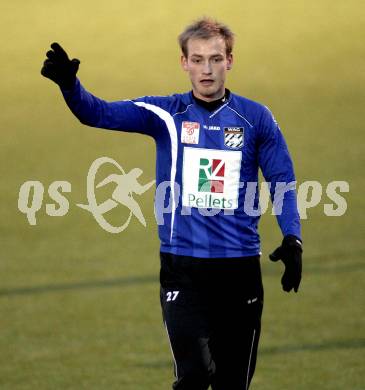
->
[202,60,212,75]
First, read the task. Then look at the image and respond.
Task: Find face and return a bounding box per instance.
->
[181,36,233,101]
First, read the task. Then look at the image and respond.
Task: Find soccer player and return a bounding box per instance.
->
[41,17,303,390]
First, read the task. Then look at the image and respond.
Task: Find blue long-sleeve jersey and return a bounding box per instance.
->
[61,79,301,258]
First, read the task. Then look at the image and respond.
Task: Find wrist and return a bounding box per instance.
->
[59,76,77,91]
[283,235,303,251]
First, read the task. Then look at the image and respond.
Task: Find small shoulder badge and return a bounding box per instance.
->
[224,127,244,149]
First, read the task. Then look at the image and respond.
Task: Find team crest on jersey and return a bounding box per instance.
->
[224,127,244,149]
[181,121,200,144]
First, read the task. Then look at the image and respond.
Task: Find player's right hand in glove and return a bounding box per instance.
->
[41,42,80,90]
[269,235,303,293]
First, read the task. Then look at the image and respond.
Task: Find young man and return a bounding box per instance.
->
[41,17,302,390]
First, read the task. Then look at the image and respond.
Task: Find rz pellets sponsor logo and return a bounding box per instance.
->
[182,147,241,210]
[198,158,225,193]
[192,157,234,208]
[187,157,235,209]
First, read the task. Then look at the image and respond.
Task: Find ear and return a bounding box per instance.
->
[181,54,188,71]
[226,53,233,70]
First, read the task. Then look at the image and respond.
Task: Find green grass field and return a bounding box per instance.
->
[1,1,364,388]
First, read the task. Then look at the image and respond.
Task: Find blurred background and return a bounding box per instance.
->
[1,1,364,389]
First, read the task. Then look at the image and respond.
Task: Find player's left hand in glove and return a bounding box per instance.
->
[269,235,302,293]
[41,42,80,90]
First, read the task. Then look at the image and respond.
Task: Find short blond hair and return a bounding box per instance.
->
[178,17,235,57]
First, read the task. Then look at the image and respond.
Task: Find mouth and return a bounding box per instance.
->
[200,79,214,86]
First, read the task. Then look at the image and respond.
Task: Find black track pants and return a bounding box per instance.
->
[160,252,264,390]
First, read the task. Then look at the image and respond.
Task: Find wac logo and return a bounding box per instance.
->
[198,158,225,193]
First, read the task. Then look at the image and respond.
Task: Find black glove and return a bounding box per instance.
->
[269,235,302,293]
[41,42,80,90]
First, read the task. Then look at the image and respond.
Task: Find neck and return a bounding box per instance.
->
[192,89,230,112]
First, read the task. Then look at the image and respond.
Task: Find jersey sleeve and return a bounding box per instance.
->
[257,106,301,240]
[60,79,160,137]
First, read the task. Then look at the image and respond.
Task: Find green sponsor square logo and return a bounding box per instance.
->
[182,147,241,210]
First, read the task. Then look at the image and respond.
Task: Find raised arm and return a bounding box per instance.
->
[41,43,155,135]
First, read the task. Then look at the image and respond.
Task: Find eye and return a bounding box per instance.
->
[192,58,201,64]
[213,57,223,63]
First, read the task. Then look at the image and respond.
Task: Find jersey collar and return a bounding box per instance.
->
[188,88,231,112]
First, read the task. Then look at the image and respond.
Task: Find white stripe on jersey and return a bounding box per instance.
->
[134,102,178,242]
